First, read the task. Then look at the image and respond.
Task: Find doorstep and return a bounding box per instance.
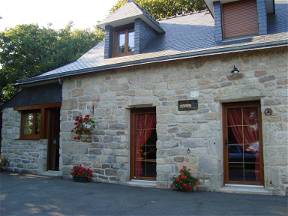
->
[40,170,63,178]
[127,179,157,188]
[219,184,272,195]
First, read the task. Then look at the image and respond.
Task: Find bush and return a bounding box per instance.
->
[171,166,198,192]
[0,155,8,171]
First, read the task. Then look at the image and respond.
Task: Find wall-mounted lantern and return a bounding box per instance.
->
[227,65,243,80]
[231,65,240,74]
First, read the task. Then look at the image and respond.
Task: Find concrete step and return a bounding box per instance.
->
[219,184,272,195]
[127,179,157,188]
[41,171,63,178]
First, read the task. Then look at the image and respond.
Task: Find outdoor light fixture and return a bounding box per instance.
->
[231,65,240,74]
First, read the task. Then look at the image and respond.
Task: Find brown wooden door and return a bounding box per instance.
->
[223,101,264,185]
[130,108,157,180]
[47,108,60,171]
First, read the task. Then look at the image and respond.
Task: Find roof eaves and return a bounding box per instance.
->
[16,39,288,86]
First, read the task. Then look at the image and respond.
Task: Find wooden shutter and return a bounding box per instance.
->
[222,0,258,39]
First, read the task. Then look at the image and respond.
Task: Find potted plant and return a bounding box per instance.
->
[0,155,8,172]
[71,164,93,182]
[72,115,95,142]
[171,166,198,192]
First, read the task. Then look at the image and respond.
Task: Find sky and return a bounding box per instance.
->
[0,0,118,31]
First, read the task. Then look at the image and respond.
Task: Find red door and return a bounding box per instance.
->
[130,108,157,180]
[223,101,264,185]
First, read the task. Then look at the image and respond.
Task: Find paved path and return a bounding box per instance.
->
[0,173,287,216]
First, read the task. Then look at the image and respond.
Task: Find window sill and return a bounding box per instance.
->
[112,52,134,58]
[17,137,41,141]
[221,34,258,45]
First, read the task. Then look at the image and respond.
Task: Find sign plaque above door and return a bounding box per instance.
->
[178,100,198,111]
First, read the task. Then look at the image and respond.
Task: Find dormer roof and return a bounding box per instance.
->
[98,1,165,34]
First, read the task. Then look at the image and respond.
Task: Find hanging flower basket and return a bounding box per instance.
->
[72,115,95,142]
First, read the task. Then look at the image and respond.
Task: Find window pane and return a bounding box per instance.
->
[229,163,244,181]
[22,110,41,137]
[128,31,135,52]
[228,126,243,144]
[34,112,41,135]
[118,32,125,54]
[243,107,258,126]
[227,108,242,126]
[228,144,243,163]
[244,163,260,181]
[23,113,34,135]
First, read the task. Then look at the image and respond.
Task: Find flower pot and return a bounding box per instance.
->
[73,176,90,183]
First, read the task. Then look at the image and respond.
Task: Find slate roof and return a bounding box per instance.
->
[17,0,288,85]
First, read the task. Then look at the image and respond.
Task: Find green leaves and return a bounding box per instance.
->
[111,0,206,20]
[0,24,104,103]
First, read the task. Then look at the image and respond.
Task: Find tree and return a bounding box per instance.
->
[0,24,104,103]
[111,0,206,20]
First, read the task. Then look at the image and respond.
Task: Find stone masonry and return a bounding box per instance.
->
[1,47,287,195]
[1,108,48,174]
[59,47,288,195]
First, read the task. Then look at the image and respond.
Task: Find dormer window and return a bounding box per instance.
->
[100,1,164,59]
[113,26,135,57]
[222,0,258,39]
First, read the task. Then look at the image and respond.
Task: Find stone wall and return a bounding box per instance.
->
[1,108,48,174]
[60,47,288,195]
[1,47,287,195]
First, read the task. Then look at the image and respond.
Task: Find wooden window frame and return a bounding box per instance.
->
[20,110,41,140]
[16,103,61,140]
[222,101,264,186]
[112,25,135,57]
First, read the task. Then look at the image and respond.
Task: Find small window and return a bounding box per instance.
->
[222,0,258,39]
[113,27,135,57]
[20,110,41,139]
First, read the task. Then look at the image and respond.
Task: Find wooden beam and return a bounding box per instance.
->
[15,103,61,111]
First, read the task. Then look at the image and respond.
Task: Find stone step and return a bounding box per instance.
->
[219,184,273,195]
[127,179,157,188]
[40,171,63,178]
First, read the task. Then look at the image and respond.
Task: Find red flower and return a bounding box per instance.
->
[71,164,93,178]
[171,166,198,192]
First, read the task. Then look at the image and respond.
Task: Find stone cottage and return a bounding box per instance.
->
[1,0,287,195]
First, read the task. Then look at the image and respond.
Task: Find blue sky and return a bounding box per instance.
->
[0,0,118,31]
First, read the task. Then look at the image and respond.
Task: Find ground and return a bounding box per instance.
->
[0,173,287,216]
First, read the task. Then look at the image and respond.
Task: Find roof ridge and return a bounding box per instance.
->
[158,9,209,22]
[131,1,161,25]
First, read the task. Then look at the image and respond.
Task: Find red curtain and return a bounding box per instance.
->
[135,113,156,177]
[227,109,243,144]
[243,108,260,181]
[227,108,260,181]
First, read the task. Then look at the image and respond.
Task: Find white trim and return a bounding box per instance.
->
[225,184,264,188]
